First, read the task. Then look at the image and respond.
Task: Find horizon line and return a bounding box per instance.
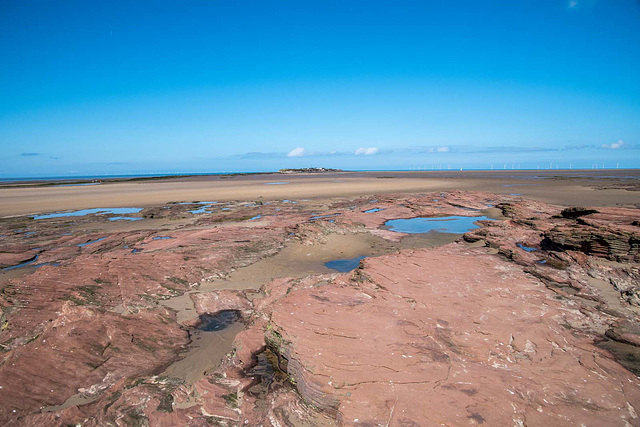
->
[1,167,639,183]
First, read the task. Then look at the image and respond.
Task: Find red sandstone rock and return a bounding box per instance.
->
[0,212,292,424]
[2,192,640,425]
[255,246,640,425]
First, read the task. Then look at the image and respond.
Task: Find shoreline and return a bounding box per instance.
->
[1,169,639,218]
[1,167,638,186]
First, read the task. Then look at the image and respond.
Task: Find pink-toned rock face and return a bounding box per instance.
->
[1,191,639,426]
[258,246,640,425]
[0,210,294,425]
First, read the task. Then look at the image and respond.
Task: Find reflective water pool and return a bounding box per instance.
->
[34,207,143,220]
[1,254,61,272]
[78,237,106,247]
[325,256,366,272]
[2,254,39,271]
[310,213,340,221]
[385,216,494,234]
[197,310,242,332]
[189,207,210,214]
[517,243,537,252]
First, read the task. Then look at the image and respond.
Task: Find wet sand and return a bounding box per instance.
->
[160,321,245,385]
[1,169,638,217]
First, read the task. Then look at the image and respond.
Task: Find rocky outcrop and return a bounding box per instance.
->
[2,192,640,425]
[544,207,640,263]
[561,206,599,219]
[0,207,296,425]
[606,320,640,348]
[465,202,640,305]
[199,245,640,425]
[545,226,639,262]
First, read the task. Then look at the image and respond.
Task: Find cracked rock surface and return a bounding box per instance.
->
[249,246,640,426]
[2,190,640,425]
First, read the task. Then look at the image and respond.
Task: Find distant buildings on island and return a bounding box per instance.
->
[278,168,343,174]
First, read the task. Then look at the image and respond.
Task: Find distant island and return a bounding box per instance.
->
[278,167,343,174]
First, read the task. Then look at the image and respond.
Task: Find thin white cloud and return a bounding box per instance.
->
[287,147,306,157]
[568,0,597,9]
[601,139,625,150]
[424,146,449,153]
[355,147,380,155]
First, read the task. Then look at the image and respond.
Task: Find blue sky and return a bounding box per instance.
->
[1,0,639,177]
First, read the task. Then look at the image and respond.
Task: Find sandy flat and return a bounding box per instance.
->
[1,170,638,217]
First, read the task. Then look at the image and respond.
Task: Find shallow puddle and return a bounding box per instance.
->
[310,213,340,221]
[325,256,366,272]
[517,243,537,252]
[77,237,106,247]
[188,207,210,214]
[1,256,59,285]
[196,310,242,331]
[33,207,142,220]
[385,216,494,234]
[2,254,40,271]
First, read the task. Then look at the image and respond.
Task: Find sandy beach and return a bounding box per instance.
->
[1,169,638,217]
